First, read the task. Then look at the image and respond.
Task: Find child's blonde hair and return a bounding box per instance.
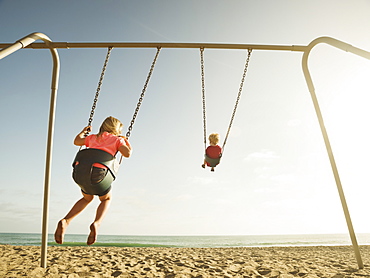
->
[98,116,123,136]
[209,133,220,145]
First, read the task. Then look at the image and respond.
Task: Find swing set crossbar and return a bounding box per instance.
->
[0,41,307,52]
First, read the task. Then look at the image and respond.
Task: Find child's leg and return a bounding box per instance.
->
[87,191,112,245]
[54,192,94,244]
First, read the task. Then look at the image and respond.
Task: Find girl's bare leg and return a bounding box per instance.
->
[87,191,112,245]
[54,192,94,244]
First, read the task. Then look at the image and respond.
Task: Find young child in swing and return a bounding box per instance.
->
[54,116,132,245]
[202,133,222,172]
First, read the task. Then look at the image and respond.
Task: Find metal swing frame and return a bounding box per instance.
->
[1,33,370,269]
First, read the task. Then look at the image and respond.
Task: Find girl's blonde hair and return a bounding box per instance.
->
[98,116,123,136]
[209,133,220,145]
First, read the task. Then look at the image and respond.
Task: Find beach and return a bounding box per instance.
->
[1,245,370,277]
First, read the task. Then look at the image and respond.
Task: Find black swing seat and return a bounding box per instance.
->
[204,154,222,168]
[72,148,119,196]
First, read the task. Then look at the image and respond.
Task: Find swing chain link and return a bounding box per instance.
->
[200,48,207,150]
[222,49,252,150]
[87,46,114,134]
[126,47,162,138]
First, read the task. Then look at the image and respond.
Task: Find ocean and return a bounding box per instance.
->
[1,233,370,248]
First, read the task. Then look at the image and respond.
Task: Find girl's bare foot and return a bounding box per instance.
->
[87,223,99,245]
[54,219,68,244]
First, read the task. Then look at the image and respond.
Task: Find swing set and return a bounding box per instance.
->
[73,43,246,192]
[1,33,370,269]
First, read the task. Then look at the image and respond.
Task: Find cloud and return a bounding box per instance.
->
[270,173,296,183]
[176,194,194,201]
[0,202,41,220]
[287,119,301,127]
[244,149,279,163]
[187,176,217,185]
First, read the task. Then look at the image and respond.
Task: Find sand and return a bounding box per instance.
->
[1,245,370,277]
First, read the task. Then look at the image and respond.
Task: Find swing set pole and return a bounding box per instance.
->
[302,37,370,270]
[0,32,60,268]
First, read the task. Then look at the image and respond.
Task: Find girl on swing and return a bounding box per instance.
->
[202,133,222,172]
[54,116,132,245]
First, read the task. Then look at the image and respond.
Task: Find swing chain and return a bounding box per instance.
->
[222,49,252,150]
[87,46,114,133]
[125,47,162,139]
[200,48,207,150]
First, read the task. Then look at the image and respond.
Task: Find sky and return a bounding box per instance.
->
[1,0,370,239]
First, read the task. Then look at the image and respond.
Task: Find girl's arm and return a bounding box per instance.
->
[118,136,132,158]
[74,126,91,146]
